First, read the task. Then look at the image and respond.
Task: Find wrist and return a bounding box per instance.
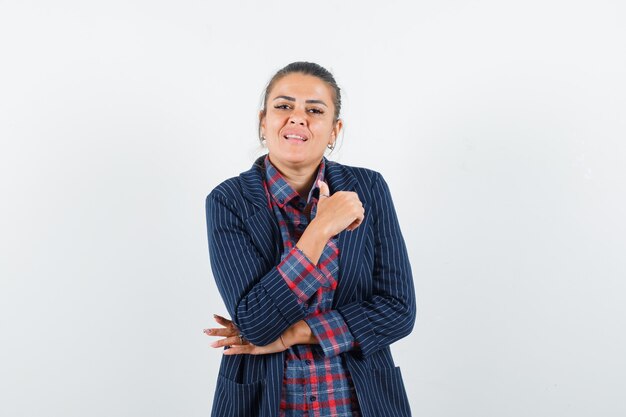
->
[295,219,331,265]
[283,320,315,347]
[308,218,333,242]
[279,334,288,349]
[281,324,296,348]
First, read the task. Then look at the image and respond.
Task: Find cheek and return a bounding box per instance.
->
[312,121,334,137]
[267,117,287,132]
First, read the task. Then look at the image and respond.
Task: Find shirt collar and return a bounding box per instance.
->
[264,155,326,209]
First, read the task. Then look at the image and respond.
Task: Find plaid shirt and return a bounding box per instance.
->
[263,156,360,417]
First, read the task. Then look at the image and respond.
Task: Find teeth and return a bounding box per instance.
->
[285,134,306,140]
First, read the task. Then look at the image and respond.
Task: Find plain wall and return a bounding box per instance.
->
[1,1,625,416]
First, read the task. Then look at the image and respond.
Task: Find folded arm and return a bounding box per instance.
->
[206,192,307,346]
[278,245,356,357]
[206,172,415,356]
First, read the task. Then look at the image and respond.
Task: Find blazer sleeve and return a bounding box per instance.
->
[206,190,307,346]
[337,172,417,358]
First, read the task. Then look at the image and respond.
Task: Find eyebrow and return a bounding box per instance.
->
[272,95,328,107]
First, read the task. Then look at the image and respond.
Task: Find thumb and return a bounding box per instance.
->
[317,180,330,198]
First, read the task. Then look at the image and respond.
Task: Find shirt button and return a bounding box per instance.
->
[305,359,311,365]
[297,224,306,230]
[278,198,284,204]
[310,395,316,402]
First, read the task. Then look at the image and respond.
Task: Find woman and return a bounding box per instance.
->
[204,62,416,417]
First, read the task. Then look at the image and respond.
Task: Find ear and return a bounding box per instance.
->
[259,110,266,136]
[331,119,343,142]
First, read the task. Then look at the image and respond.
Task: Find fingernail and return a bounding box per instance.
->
[204,329,213,334]
[210,342,218,348]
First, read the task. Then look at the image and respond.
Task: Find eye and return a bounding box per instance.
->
[274,104,291,110]
[308,108,324,114]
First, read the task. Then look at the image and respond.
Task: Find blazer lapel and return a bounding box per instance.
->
[240,156,282,265]
[325,161,368,307]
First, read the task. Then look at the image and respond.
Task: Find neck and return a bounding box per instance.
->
[268,156,320,198]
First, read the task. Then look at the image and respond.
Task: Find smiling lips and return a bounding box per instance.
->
[282,130,309,142]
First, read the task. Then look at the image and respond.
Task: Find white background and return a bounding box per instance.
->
[1,1,625,416]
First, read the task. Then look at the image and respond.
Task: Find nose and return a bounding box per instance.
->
[288,108,307,126]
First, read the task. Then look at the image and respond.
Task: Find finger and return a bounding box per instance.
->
[346,214,364,231]
[210,336,241,349]
[346,206,366,230]
[210,335,245,348]
[346,221,359,231]
[203,327,237,337]
[212,314,230,325]
[223,345,255,355]
[318,180,330,198]
[212,314,231,324]
[213,314,238,331]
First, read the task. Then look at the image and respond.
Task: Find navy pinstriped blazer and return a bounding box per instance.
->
[205,155,416,417]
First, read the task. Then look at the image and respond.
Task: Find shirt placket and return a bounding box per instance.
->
[291,199,322,417]
[300,348,320,417]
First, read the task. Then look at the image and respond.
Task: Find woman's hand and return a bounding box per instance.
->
[203,314,243,347]
[294,180,365,265]
[204,314,290,356]
[314,180,365,237]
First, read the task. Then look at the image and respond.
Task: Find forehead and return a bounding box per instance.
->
[269,73,334,101]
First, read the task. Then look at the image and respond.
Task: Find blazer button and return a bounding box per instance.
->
[305,359,311,365]
[310,395,316,402]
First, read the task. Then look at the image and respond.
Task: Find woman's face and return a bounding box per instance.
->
[260,73,342,173]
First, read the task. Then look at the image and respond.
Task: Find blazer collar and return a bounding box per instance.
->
[239,155,358,209]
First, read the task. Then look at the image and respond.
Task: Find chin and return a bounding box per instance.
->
[283,155,309,167]
[271,151,322,169]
